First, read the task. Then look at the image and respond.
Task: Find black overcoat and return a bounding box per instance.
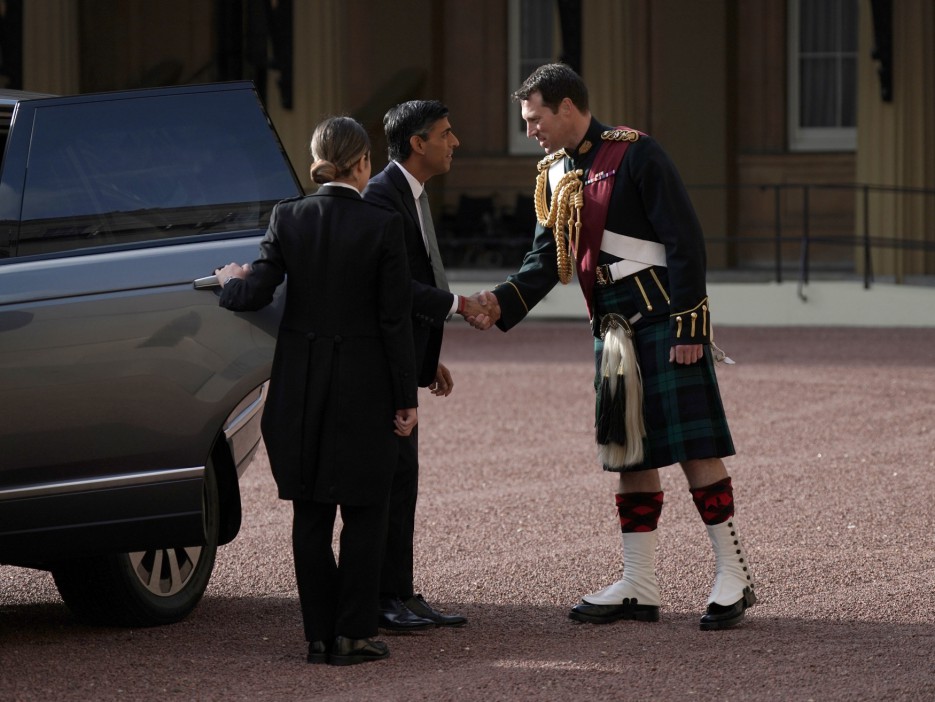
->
[220,186,418,504]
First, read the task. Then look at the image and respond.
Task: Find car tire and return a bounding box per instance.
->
[51,459,220,627]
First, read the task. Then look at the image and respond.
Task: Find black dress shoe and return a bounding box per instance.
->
[328,636,389,666]
[306,640,329,664]
[403,594,467,627]
[569,598,660,624]
[379,596,434,631]
[699,586,757,631]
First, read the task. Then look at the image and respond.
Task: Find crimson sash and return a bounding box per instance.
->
[575,129,637,318]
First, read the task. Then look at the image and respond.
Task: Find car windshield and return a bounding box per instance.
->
[15,88,299,256]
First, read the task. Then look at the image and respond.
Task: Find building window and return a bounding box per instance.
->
[508,0,558,156]
[788,0,858,152]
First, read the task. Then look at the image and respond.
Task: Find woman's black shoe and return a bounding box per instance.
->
[329,636,390,666]
[306,640,329,664]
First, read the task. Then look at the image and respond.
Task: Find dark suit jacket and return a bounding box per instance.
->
[219,186,418,504]
[364,162,454,387]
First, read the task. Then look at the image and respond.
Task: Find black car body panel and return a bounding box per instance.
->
[0,82,300,567]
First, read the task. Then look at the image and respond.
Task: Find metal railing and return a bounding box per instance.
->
[440,182,935,299]
[690,182,935,300]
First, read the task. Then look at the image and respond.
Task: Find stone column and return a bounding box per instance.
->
[584,0,731,269]
[265,0,344,193]
[23,0,80,94]
[581,0,649,128]
[856,0,935,280]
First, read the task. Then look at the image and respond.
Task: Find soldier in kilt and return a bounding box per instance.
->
[479,63,756,630]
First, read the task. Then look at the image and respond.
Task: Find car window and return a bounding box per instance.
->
[15,89,299,257]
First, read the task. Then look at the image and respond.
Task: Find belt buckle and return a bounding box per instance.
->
[599,312,633,339]
[596,264,611,286]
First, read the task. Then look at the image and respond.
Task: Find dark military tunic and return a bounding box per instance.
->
[493,117,734,471]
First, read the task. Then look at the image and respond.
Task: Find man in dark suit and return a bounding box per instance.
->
[364,100,490,630]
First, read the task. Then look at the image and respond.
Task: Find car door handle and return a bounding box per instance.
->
[193,275,220,290]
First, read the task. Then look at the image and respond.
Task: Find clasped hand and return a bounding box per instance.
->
[459,290,501,330]
[394,408,418,437]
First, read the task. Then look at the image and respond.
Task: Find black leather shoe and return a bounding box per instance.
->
[699,587,757,631]
[306,640,329,664]
[328,636,389,666]
[404,594,467,627]
[379,596,434,631]
[569,598,660,624]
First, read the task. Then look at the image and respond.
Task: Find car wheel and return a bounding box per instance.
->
[51,459,220,627]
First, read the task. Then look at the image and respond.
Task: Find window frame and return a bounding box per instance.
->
[787,0,858,152]
[507,0,558,156]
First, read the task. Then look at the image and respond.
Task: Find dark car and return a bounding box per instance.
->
[0,82,302,625]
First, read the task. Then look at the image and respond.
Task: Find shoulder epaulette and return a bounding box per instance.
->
[536,148,567,172]
[601,129,640,143]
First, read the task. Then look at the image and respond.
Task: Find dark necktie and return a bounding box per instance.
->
[418,189,449,291]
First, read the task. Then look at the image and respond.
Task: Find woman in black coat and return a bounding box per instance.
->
[215,116,418,666]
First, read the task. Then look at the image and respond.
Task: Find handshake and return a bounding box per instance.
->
[458,290,501,331]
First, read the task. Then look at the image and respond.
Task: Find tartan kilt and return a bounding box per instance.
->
[593,282,735,472]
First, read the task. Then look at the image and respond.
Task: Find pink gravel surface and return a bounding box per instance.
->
[1,322,934,701]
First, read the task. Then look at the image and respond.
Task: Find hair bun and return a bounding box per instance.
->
[310,159,338,184]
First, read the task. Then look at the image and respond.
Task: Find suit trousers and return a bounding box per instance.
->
[380,425,419,598]
[292,496,390,642]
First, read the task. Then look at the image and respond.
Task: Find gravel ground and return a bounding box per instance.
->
[2,322,934,701]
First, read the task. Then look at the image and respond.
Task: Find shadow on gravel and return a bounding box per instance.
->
[2,594,934,701]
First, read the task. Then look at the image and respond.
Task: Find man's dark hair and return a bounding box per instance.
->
[383,100,450,162]
[511,62,589,113]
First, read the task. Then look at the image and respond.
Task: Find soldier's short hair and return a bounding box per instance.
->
[512,62,589,113]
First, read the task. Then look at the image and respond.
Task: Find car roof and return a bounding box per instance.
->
[0,83,257,141]
[0,88,58,107]
[0,89,57,132]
